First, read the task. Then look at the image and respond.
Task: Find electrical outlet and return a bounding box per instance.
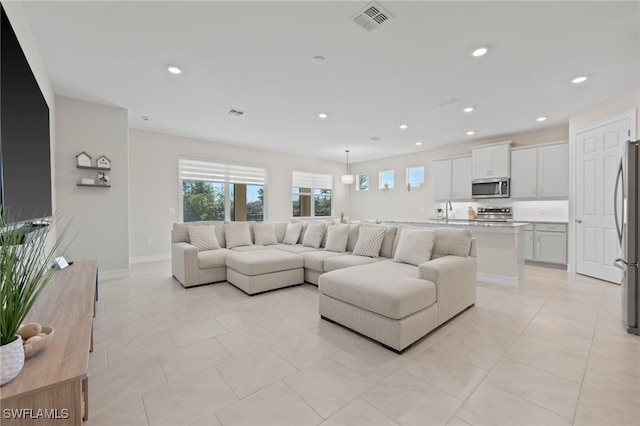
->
[146,237,152,245]
[168,207,176,214]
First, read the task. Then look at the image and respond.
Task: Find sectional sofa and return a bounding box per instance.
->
[171,220,477,352]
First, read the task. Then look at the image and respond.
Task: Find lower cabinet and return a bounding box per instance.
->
[524,223,567,265]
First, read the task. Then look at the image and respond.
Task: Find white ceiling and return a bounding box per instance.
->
[21,1,640,163]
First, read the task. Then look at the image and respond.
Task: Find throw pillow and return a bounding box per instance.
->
[379,225,398,258]
[253,223,278,246]
[432,228,473,258]
[274,222,289,243]
[296,222,309,244]
[223,222,253,249]
[187,226,220,250]
[352,225,386,258]
[303,223,326,248]
[324,224,349,252]
[393,228,436,266]
[346,224,360,252]
[283,223,303,245]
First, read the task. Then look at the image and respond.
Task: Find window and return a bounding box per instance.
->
[179,158,267,222]
[356,174,369,191]
[292,171,333,217]
[379,170,394,190]
[406,166,424,188]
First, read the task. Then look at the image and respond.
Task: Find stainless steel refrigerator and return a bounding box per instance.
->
[615,139,639,335]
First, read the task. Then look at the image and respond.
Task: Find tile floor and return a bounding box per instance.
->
[86,262,640,426]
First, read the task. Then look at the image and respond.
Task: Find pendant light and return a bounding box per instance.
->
[341,150,355,185]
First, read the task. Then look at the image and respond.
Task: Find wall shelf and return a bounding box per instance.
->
[77,183,111,188]
[76,165,111,171]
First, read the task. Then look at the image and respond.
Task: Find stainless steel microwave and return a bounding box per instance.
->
[472,178,510,199]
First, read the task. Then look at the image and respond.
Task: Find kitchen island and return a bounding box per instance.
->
[383,219,528,286]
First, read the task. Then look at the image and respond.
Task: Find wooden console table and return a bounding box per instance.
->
[1,260,98,425]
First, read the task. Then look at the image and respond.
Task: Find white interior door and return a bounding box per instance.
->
[575,117,630,283]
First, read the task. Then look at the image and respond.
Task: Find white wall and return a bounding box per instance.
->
[128,129,348,262]
[55,96,130,277]
[570,90,640,136]
[349,125,569,222]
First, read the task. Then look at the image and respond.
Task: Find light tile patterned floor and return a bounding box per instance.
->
[86,262,640,426]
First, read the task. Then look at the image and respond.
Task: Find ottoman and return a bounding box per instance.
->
[226,249,304,295]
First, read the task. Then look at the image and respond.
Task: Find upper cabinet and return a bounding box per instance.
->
[511,142,568,199]
[434,159,452,201]
[452,156,472,200]
[472,141,511,179]
[434,156,472,201]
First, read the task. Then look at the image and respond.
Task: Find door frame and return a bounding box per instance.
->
[569,109,636,275]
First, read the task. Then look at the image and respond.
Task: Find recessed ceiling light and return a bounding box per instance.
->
[318,113,328,119]
[399,124,408,130]
[311,56,325,64]
[471,47,488,57]
[416,141,422,146]
[467,131,475,136]
[369,136,381,141]
[166,65,182,74]
[572,76,588,84]
[141,116,150,121]
[463,107,474,113]
[536,116,547,122]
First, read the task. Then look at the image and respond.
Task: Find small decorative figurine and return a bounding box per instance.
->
[75,151,92,167]
[95,155,111,169]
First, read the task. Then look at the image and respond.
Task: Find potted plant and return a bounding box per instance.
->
[0,211,69,385]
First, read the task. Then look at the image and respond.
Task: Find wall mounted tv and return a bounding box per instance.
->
[0,6,52,224]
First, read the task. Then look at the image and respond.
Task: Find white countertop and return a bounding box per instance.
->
[383,219,529,232]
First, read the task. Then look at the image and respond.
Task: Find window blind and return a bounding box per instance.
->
[179,158,268,185]
[292,171,333,190]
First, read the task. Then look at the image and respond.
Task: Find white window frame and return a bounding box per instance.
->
[379,170,394,190]
[179,157,268,222]
[406,166,425,188]
[356,173,369,191]
[292,171,333,217]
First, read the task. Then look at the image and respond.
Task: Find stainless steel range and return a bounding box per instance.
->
[476,207,513,222]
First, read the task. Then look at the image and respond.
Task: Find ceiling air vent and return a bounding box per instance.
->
[352,2,394,32]
[226,109,246,117]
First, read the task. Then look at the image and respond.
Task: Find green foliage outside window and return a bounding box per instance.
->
[182,180,225,221]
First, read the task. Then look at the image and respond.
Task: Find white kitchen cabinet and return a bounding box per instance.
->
[472,142,511,179]
[452,156,472,200]
[434,156,472,201]
[511,148,537,198]
[524,224,534,261]
[511,142,568,199]
[525,222,567,265]
[537,144,569,198]
[434,159,452,201]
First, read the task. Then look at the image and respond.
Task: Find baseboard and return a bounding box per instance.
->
[477,272,519,287]
[130,254,171,264]
[99,268,130,281]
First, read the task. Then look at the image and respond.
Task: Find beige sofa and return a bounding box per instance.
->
[171,220,476,351]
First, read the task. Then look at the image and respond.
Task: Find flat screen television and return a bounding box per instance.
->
[0,6,52,224]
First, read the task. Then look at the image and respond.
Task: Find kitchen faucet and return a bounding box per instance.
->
[445,200,453,224]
